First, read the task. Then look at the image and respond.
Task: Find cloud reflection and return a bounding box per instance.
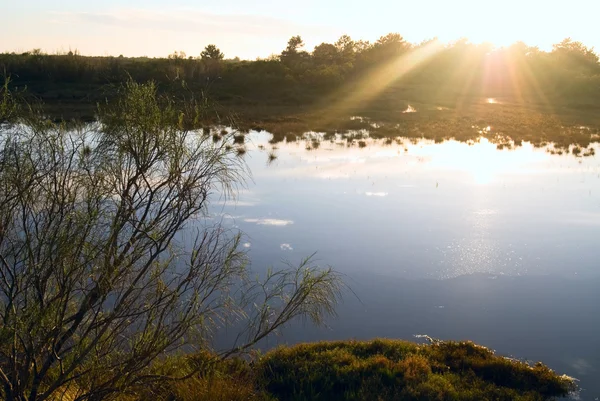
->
[244,218,294,226]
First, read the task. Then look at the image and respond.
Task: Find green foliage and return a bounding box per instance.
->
[0,81,344,401]
[1,34,600,136]
[0,75,18,122]
[201,44,224,61]
[256,339,575,401]
[139,339,574,401]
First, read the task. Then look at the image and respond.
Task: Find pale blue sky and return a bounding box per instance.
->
[2,0,598,59]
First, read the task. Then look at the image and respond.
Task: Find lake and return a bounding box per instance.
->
[211,131,600,400]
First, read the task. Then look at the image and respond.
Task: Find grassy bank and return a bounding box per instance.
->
[5,78,600,156]
[140,339,574,401]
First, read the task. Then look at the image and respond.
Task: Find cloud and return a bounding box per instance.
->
[49,8,333,39]
[243,242,251,248]
[280,243,293,251]
[42,7,340,58]
[244,218,294,226]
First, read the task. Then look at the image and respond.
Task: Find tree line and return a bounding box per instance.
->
[1,34,600,110]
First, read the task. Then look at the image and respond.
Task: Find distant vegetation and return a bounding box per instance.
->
[2,36,600,152]
[2,36,600,107]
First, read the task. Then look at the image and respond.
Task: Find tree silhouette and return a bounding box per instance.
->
[201,44,224,61]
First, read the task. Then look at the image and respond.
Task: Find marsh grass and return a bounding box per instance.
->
[140,339,574,401]
[233,134,246,144]
[257,339,575,401]
[231,102,600,155]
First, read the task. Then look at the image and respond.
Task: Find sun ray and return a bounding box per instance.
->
[516,54,554,113]
[314,40,444,123]
[432,42,481,110]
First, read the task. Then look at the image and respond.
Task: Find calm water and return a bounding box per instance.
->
[211,132,600,400]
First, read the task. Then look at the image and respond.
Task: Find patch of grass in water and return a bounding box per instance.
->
[233,134,245,144]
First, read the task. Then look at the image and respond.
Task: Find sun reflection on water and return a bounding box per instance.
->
[410,137,549,185]
[246,131,570,186]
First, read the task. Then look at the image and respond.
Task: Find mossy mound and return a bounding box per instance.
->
[255,339,575,401]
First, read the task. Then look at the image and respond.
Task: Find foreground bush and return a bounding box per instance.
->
[0,81,342,401]
[145,339,575,401]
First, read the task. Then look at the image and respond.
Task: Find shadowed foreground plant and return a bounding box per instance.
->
[0,75,19,122]
[0,81,343,401]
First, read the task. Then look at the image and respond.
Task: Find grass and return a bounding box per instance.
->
[138,339,574,401]
[7,77,600,155]
[233,134,246,144]
[224,96,600,154]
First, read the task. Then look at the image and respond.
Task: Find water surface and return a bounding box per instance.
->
[212,132,600,399]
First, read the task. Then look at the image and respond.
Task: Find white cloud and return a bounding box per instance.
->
[43,8,338,58]
[50,8,305,37]
[280,243,293,251]
[243,242,251,248]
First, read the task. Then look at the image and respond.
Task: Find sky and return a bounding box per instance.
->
[2,0,599,59]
